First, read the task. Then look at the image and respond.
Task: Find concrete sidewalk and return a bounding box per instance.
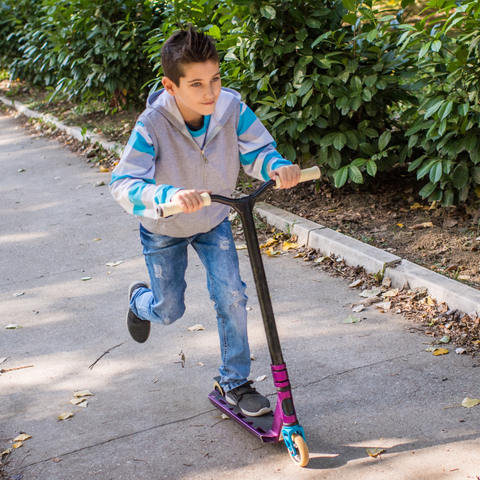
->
[1,112,479,480]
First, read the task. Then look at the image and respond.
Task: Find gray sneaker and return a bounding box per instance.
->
[225,381,271,417]
[126,281,150,343]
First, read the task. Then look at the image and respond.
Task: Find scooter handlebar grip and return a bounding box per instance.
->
[275,166,321,189]
[156,192,212,218]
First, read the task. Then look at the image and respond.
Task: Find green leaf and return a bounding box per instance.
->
[419,41,432,58]
[452,164,469,189]
[362,89,372,102]
[343,13,357,24]
[378,131,391,151]
[416,159,437,179]
[260,6,276,19]
[431,40,442,52]
[208,25,221,40]
[283,144,296,162]
[424,99,445,119]
[364,74,378,87]
[345,130,359,150]
[297,78,313,97]
[367,29,378,43]
[329,147,342,169]
[458,103,469,116]
[442,189,454,207]
[349,165,363,184]
[333,133,347,151]
[320,132,338,147]
[429,162,443,184]
[363,128,378,138]
[471,166,480,184]
[334,166,349,188]
[419,182,436,198]
[366,160,377,177]
[341,0,356,12]
[311,31,332,48]
[306,18,323,29]
[470,147,480,165]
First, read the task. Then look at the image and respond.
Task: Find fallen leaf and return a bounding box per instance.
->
[445,264,459,272]
[81,277,92,281]
[433,348,449,356]
[255,375,267,382]
[439,336,450,344]
[187,324,205,331]
[376,301,391,312]
[93,181,105,187]
[314,256,327,263]
[443,218,458,228]
[58,412,73,420]
[105,261,122,267]
[293,252,305,258]
[235,244,247,250]
[14,434,31,442]
[383,289,399,298]
[77,400,88,408]
[260,238,278,249]
[410,222,433,230]
[462,397,480,408]
[5,324,21,329]
[425,347,436,352]
[472,340,480,346]
[366,448,385,457]
[12,442,22,449]
[359,288,382,298]
[265,247,280,257]
[74,390,93,398]
[382,277,392,287]
[18,168,26,173]
[51,458,62,463]
[410,203,423,210]
[456,348,466,354]
[99,166,109,173]
[0,358,6,364]
[1,448,12,456]
[352,305,364,313]
[70,398,88,406]
[250,354,256,361]
[246,306,252,311]
[396,223,404,228]
[221,414,229,419]
[282,241,301,251]
[427,296,436,305]
[458,275,471,280]
[93,238,101,241]
[349,279,363,288]
[13,292,25,297]
[344,315,361,324]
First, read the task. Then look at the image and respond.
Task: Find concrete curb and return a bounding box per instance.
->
[0,95,123,154]
[255,202,480,316]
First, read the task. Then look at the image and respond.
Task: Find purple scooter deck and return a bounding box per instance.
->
[208,390,280,443]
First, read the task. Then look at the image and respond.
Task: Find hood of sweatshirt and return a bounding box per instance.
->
[145,87,241,144]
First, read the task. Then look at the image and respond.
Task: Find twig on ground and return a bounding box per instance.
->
[88,341,126,370]
[0,365,34,374]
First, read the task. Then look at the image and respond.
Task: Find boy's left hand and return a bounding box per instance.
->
[269,165,301,189]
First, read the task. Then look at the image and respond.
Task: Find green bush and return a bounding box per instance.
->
[145,0,246,93]
[397,0,480,205]
[9,0,164,111]
[221,0,417,188]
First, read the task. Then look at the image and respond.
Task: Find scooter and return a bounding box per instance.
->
[158,166,321,467]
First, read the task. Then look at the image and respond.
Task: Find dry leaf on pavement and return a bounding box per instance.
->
[432,348,449,356]
[462,397,480,408]
[187,324,205,331]
[12,442,22,449]
[105,261,122,267]
[265,247,280,257]
[260,238,278,249]
[366,448,385,457]
[255,375,267,382]
[376,301,391,312]
[439,336,450,344]
[14,434,31,442]
[58,412,73,420]
[235,244,247,250]
[383,289,399,298]
[74,390,93,398]
[282,241,301,251]
[344,315,361,324]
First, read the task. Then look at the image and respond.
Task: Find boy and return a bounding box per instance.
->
[109,26,300,417]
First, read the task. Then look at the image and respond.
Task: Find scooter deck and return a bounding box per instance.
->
[208,390,280,443]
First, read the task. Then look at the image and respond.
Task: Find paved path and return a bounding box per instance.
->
[1,113,479,480]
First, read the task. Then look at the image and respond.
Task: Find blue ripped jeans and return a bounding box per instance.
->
[130,218,250,392]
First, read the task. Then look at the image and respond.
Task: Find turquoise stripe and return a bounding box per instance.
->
[128,182,148,215]
[127,129,155,155]
[110,174,156,186]
[239,145,268,166]
[187,115,211,137]
[154,185,181,205]
[261,151,284,181]
[269,158,292,176]
[237,105,257,136]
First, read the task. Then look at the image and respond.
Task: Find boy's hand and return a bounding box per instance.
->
[171,189,212,214]
[269,165,301,189]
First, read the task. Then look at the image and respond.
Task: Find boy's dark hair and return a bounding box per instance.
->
[161,26,219,86]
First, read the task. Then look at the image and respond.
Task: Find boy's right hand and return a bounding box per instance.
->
[171,189,212,214]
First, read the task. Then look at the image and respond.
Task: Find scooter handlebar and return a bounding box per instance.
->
[156,166,321,218]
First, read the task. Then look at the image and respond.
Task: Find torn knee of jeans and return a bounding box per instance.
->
[231,289,246,308]
[219,236,231,251]
[153,264,163,279]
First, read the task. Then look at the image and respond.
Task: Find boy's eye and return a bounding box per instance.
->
[212,77,220,82]
[192,82,201,87]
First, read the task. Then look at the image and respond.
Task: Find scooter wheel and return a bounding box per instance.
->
[289,433,309,467]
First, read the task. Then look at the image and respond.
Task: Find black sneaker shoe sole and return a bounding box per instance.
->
[225,391,272,417]
[126,281,151,343]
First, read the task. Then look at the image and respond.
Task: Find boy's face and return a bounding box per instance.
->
[162,61,222,124]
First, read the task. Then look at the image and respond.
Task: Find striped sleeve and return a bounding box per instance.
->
[237,103,292,181]
[109,121,181,219]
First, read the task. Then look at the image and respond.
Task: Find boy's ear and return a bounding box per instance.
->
[162,76,177,96]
